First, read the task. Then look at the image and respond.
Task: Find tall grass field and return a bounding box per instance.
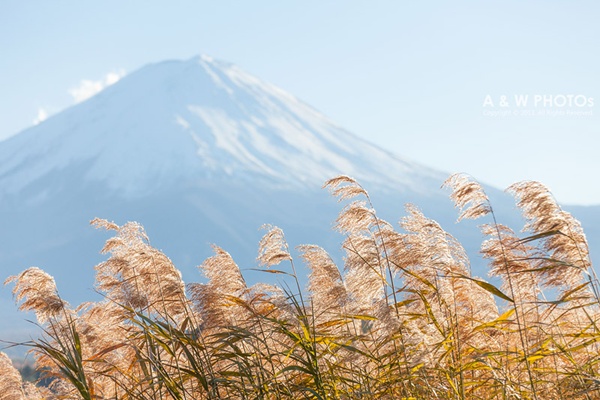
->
[2,174,599,399]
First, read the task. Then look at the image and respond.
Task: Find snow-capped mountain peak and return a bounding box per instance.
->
[0,56,442,198]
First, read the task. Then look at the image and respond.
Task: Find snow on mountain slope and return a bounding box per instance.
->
[0,55,460,350]
[0,55,444,198]
[1,55,597,353]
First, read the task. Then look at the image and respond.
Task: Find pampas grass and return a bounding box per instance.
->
[4,174,600,399]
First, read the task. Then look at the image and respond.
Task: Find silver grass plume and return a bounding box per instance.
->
[325,176,389,314]
[5,267,67,325]
[340,230,387,316]
[397,205,499,354]
[76,301,133,377]
[92,218,187,318]
[397,206,465,317]
[300,244,347,323]
[257,224,292,268]
[443,173,491,221]
[481,223,540,319]
[22,383,49,400]
[507,181,592,290]
[323,175,369,202]
[188,245,248,328]
[0,352,26,400]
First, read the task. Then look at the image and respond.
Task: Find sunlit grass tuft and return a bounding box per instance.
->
[3,174,600,399]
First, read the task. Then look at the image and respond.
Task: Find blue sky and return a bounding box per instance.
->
[1,1,599,204]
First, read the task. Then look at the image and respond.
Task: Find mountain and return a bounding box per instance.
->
[0,55,445,197]
[0,55,597,354]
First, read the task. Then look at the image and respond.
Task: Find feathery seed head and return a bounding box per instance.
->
[300,245,347,317]
[507,181,591,289]
[93,219,186,316]
[0,352,26,400]
[5,267,67,324]
[323,175,369,202]
[257,224,292,267]
[199,245,247,296]
[335,201,377,234]
[443,173,491,221]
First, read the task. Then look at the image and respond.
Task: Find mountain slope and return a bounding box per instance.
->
[0,56,452,351]
[0,55,444,198]
[0,56,596,354]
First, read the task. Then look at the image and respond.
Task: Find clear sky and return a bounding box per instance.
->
[1,1,599,204]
